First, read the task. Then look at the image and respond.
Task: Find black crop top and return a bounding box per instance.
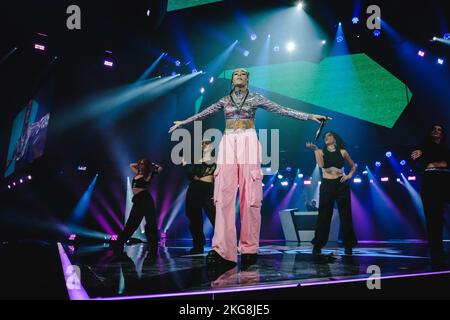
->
[132,176,152,189]
[418,140,449,166]
[132,165,159,189]
[323,148,345,169]
[185,162,216,180]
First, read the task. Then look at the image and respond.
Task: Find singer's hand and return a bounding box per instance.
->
[306,142,318,151]
[310,114,332,124]
[169,121,184,133]
[411,150,422,160]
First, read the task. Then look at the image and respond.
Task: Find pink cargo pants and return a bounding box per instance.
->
[212,129,263,263]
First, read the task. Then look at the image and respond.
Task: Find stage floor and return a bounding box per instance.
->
[58,240,450,300]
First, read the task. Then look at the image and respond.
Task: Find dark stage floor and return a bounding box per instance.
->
[53,240,450,300]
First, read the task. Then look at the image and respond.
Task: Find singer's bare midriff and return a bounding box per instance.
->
[225,119,255,130]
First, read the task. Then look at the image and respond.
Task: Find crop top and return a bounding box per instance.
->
[184,162,217,180]
[323,148,345,169]
[182,91,311,125]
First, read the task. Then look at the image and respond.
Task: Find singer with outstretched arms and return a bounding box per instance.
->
[169,67,330,268]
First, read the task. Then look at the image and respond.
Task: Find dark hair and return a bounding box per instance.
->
[322,131,346,150]
[424,123,447,145]
[137,159,151,177]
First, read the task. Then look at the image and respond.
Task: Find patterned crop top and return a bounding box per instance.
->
[182,91,311,125]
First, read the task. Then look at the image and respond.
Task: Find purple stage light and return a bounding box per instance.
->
[281,181,289,187]
[369,179,374,184]
[34,44,45,51]
[353,178,362,183]
[417,50,425,57]
[381,177,389,182]
[12,182,16,186]
[7,185,11,189]
[27,175,32,180]
[110,235,118,241]
[69,234,77,241]
[303,180,312,185]
[407,176,416,181]
[104,60,114,67]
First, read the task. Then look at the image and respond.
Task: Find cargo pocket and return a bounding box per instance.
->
[213,167,221,205]
[249,169,263,208]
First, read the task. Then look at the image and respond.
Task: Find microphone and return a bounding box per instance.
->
[315,119,327,142]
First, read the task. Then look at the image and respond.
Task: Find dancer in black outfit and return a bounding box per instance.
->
[411,124,450,263]
[115,159,163,248]
[183,139,216,254]
[306,131,357,255]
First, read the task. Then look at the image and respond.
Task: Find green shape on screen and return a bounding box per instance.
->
[220,54,411,128]
[168,0,223,12]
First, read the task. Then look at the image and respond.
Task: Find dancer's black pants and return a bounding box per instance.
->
[421,170,450,255]
[185,180,216,248]
[118,191,158,246]
[312,178,357,248]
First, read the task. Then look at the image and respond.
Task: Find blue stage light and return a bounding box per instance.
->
[373,30,381,37]
[352,17,359,24]
[243,50,250,57]
[277,174,283,179]
[437,58,444,65]
[443,33,450,40]
[336,36,344,43]
[400,160,406,166]
[250,34,257,41]
[385,151,392,158]
[286,167,292,172]
[273,46,280,52]
[375,161,381,167]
